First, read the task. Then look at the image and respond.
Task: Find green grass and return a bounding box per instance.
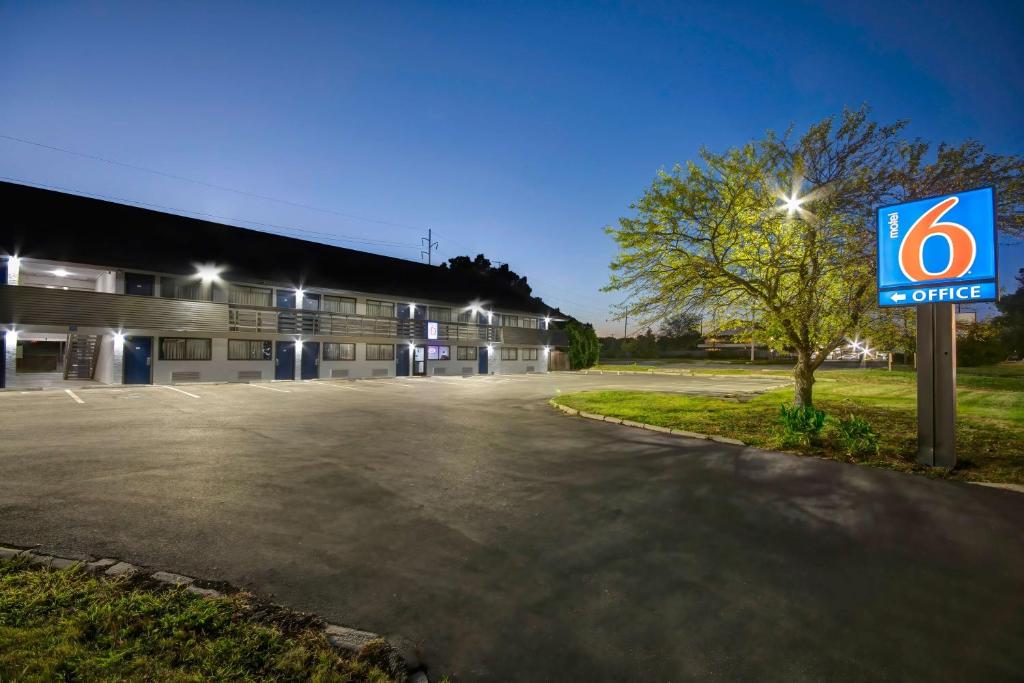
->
[0,558,398,682]
[555,364,1024,484]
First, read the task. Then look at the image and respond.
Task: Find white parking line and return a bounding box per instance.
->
[64,389,85,404]
[159,385,201,399]
[246,383,291,393]
[308,381,363,391]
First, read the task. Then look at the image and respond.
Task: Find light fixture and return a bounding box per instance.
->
[4,329,17,345]
[196,264,222,283]
[7,255,20,268]
[295,288,305,297]
[113,331,125,344]
[52,268,70,277]
[783,195,803,213]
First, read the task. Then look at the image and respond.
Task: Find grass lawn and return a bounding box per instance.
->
[555,364,1024,484]
[0,557,398,682]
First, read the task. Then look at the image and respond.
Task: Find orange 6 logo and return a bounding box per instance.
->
[898,196,977,282]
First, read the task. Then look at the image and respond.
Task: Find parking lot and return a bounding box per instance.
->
[1,373,1022,681]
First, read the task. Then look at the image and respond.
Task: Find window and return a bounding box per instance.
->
[522,317,539,329]
[457,346,478,360]
[502,314,520,327]
[428,306,451,322]
[160,277,210,301]
[366,343,395,361]
[427,345,450,360]
[323,342,356,360]
[322,295,357,315]
[522,348,539,361]
[457,309,473,323]
[366,300,396,318]
[228,284,273,307]
[501,347,518,361]
[228,339,272,360]
[160,337,212,361]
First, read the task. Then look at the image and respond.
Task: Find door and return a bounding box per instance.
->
[299,293,320,334]
[300,341,320,380]
[123,336,153,384]
[276,290,296,333]
[125,272,155,296]
[275,341,295,380]
[396,345,410,376]
[413,345,426,376]
[478,347,489,374]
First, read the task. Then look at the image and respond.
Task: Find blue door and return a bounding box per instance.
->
[478,347,488,374]
[123,337,153,384]
[276,290,296,333]
[275,341,295,380]
[300,341,319,380]
[396,345,410,376]
[125,272,154,296]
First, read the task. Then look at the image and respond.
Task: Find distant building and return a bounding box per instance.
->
[0,181,568,388]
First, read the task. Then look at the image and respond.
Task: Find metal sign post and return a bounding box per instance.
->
[915,303,957,467]
[877,187,997,469]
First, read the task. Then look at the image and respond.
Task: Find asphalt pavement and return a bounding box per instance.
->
[0,373,1021,681]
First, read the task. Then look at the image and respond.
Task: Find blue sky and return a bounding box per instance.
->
[1,1,1021,334]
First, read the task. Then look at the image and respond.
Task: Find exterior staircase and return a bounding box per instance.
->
[63,333,101,380]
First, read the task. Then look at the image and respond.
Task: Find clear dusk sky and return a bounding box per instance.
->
[2,1,1022,334]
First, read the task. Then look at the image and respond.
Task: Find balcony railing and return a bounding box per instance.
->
[1,285,568,345]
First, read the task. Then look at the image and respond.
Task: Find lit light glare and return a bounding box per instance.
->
[196,264,223,283]
[52,268,70,277]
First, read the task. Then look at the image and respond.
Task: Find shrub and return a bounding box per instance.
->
[778,403,827,447]
[828,415,880,457]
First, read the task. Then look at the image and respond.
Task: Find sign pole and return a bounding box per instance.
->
[916,303,957,467]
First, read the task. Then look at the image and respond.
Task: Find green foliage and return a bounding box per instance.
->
[0,559,395,682]
[779,403,827,446]
[828,415,880,457]
[995,268,1024,360]
[566,320,600,369]
[958,320,1008,367]
[605,105,1024,405]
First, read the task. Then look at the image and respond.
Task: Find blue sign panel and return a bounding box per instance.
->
[877,187,997,307]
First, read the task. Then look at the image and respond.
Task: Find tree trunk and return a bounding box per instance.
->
[793,351,815,406]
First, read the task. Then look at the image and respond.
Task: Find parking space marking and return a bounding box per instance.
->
[308,381,363,392]
[246,383,291,393]
[64,389,85,404]
[159,385,201,399]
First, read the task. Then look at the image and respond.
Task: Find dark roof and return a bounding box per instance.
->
[0,181,559,315]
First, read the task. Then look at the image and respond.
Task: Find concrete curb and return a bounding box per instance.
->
[0,544,431,681]
[547,399,744,446]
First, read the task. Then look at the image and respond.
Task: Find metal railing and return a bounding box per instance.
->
[1,285,566,345]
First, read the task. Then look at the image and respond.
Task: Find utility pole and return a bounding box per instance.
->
[421,229,438,265]
[623,314,628,339]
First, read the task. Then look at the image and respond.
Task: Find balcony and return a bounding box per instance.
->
[0,286,576,344]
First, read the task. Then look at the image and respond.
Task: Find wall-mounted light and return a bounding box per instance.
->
[113,331,125,344]
[295,288,305,297]
[4,329,17,345]
[6,255,20,268]
[196,264,223,283]
[52,268,70,278]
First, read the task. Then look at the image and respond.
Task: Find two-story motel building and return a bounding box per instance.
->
[0,181,570,389]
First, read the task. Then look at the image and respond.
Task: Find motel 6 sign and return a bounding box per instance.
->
[877,186,997,307]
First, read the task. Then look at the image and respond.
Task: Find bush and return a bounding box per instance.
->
[778,403,826,446]
[566,320,600,369]
[828,415,880,457]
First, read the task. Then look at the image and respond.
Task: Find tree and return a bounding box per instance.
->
[606,107,1024,405]
[566,320,600,369]
[995,268,1024,359]
[441,254,533,298]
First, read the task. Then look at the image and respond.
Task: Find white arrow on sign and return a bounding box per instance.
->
[890,292,907,302]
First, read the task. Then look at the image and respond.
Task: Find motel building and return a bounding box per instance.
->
[0,181,570,390]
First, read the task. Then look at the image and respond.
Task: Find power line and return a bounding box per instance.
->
[0,132,429,234]
[0,176,422,252]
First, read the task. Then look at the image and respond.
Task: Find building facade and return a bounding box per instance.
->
[0,182,569,388]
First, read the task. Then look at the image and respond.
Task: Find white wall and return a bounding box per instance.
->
[94,334,115,384]
[493,346,548,374]
[153,338,274,384]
